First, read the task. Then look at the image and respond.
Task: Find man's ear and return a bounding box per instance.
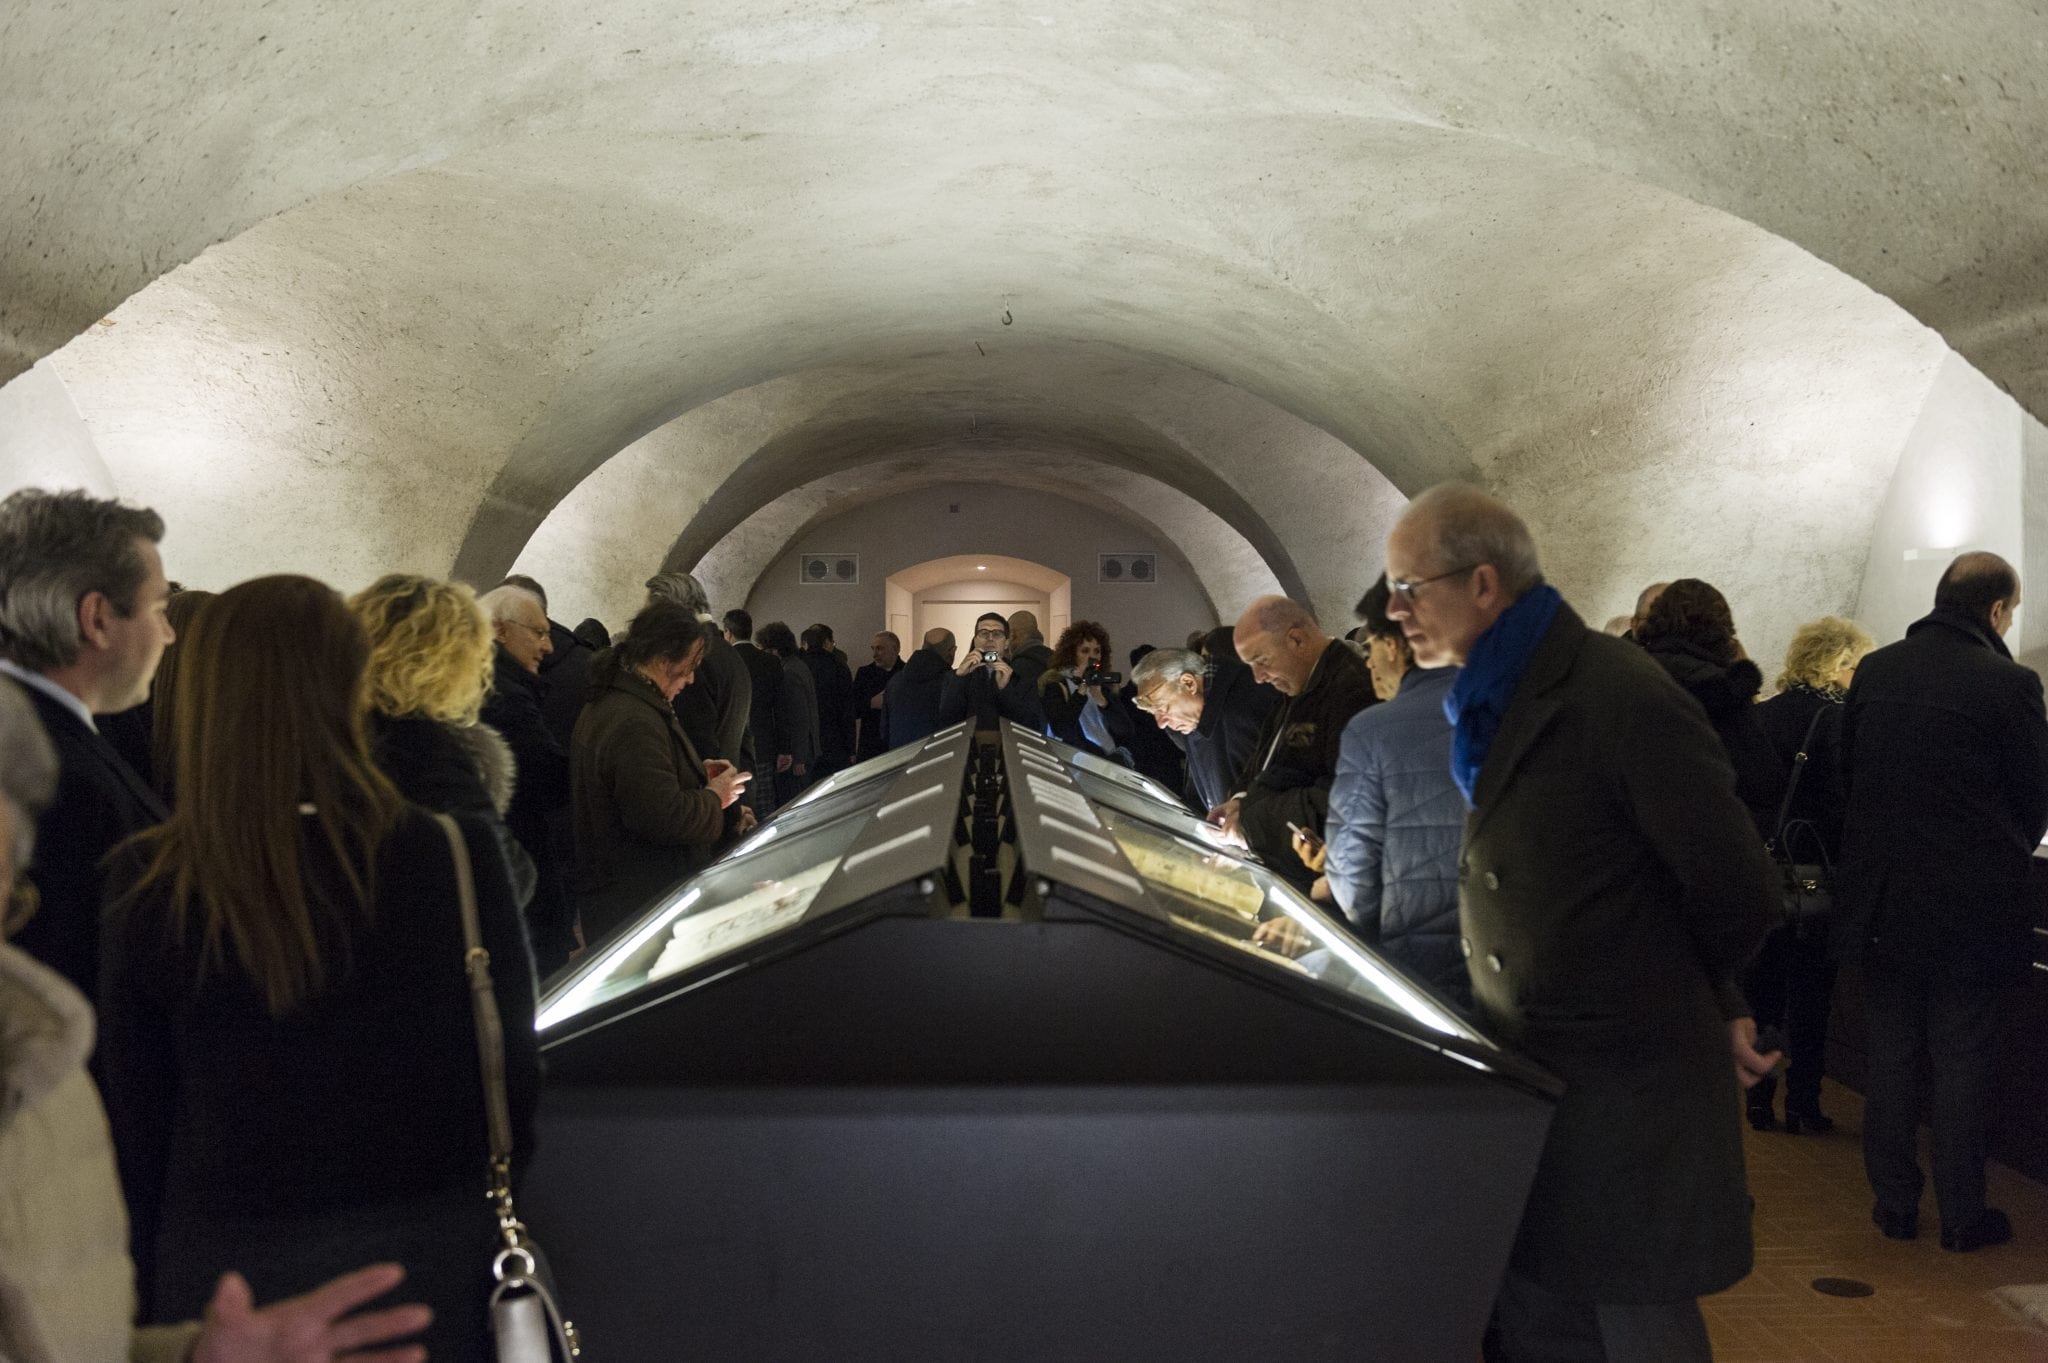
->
[74,590,114,651]
[1471,563,1505,607]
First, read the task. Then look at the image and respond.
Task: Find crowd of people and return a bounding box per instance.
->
[0,480,2041,1362]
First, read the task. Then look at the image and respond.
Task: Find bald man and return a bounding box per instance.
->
[1006,609,1054,690]
[882,627,958,749]
[1626,581,1670,641]
[1385,484,1775,1361]
[1841,550,2048,1252]
[1209,595,1376,888]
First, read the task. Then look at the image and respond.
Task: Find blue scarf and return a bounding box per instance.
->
[1442,584,1564,807]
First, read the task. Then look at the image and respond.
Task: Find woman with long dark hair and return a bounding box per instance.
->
[98,575,537,1362]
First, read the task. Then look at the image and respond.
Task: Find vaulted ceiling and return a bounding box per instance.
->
[4,0,2040,649]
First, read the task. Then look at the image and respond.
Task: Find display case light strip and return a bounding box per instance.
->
[1049,844,1143,893]
[1281,886,1472,1041]
[842,825,933,871]
[877,783,945,819]
[536,887,703,1031]
[908,750,959,775]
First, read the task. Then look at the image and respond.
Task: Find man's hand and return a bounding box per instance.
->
[869,692,885,710]
[706,763,747,809]
[956,654,983,677]
[793,762,807,777]
[1206,797,1246,846]
[192,1263,429,1363]
[992,659,1014,688]
[735,805,759,834]
[1309,875,1332,902]
[1730,1016,1781,1091]
[1251,916,1313,957]
[1290,825,1326,873]
[775,754,793,773]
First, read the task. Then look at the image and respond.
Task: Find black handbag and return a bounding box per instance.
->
[434,814,582,1362]
[1767,708,1835,927]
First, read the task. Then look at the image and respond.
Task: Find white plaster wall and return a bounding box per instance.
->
[741,485,1218,665]
[0,362,115,499]
[1852,352,2029,658]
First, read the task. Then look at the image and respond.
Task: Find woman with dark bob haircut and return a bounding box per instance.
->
[1039,620,1134,759]
[1634,579,1786,838]
[98,574,538,1362]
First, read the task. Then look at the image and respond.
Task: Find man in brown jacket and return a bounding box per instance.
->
[1386,485,1777,1363]
[571,603,750,944]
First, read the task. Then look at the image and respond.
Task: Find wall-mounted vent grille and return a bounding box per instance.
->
[1098,553,1156,584]
[799,554,860,585]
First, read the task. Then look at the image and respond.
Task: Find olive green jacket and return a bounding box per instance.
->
[571,662,727,943]
[1458,603,1774,1303]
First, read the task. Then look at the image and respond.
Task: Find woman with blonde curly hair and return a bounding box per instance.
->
[1744,615,1876,1135]
[349,575,534,903]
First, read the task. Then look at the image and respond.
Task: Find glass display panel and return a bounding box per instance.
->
[785,737,944,808]
[1093,808,1487,1046]
[728,774,897,857]
[1067,747,1187,809]
[1066,765,1245,856]
[537,809,877,1030]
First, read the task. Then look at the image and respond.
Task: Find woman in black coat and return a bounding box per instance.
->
[1636,581,1786,839]
[98,575,538,1363]
[1743,615,1874,1133]
[351,574,537,911]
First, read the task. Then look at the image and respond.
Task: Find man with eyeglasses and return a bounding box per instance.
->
[1209,595,1377,890]
[479,584,576,975]
[939,611,1044,735]
[1130,627,1280,818]
[1384,484,1775,1363]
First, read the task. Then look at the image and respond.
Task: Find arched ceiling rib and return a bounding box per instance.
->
[6,0,2045,419]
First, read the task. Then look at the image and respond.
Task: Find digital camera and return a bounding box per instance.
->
[980,650,1002,665]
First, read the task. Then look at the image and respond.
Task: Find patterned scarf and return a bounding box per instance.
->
[1442,583,1564,807]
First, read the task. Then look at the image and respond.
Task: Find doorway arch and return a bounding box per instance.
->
[885,554,1073,651]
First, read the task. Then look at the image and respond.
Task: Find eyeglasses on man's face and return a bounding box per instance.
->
[1386,565,1477,606]
[974,626,1008,643]
[507,619,550,640]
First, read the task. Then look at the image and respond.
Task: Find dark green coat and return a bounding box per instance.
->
[1458,604,1774,1302]
[571,661,727,944]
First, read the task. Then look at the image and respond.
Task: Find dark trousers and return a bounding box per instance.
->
[1861,957,2002,1230]
[1484,1270,1712,1363]
[1741,922,1838,1112]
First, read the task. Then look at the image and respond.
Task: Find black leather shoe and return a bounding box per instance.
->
[1783,1107,1834,1135]
[1940,1209,2012,1253]
[1746,1102,1778,1132]
[1872,1206,1919,1240]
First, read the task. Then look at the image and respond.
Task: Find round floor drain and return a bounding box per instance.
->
[1811,1277,1875,1298]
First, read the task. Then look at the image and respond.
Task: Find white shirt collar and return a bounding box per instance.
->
[0,659,98,734]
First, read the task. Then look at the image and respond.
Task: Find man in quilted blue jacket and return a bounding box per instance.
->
[1324,574,1471,1009]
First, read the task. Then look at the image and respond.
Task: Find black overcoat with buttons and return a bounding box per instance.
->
[1457,602,1775,1303]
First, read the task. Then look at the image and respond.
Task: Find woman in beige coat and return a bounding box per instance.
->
[0,678,427,1362]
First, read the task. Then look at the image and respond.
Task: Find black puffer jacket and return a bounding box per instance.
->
[1640,640,1785,838]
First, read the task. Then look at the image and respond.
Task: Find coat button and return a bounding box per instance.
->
[1483,871,1500,891]
[1460,937,1473,958]
[1486,953,1504,974]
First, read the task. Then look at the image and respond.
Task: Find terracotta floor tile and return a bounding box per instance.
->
[1704,1080,2048,1361]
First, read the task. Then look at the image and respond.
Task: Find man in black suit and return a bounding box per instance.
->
[725,608,787,818]
[884,627,957,750]
[1840,551,2048,1252]
[0,488,175,997]
[479,583,577,979]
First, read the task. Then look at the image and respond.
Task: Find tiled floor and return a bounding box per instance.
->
[1705,1080,2048,1361]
